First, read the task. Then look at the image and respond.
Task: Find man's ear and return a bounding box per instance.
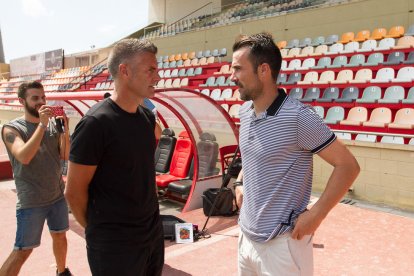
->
[119,64,128,78]
[18,97,24,105]
[258,63,270,80]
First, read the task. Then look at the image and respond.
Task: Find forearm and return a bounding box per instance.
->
[65,191,88,228]
[16,126,45,164]
[59,132,70,160]
[311,162,360,219]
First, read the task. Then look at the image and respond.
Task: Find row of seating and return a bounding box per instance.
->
[200,76,236,87]
[288,86,414,105]
[277,67,414,85]
[282,51,414,71]
[158,56,217,69]
[157,78,189,88]
[335,132,414,145]
[278,25,413,49]
[200,88,240,101]
[314,106,413,130]
[280,36,414,58]
[158,67,203,78]
[157,48,227,63]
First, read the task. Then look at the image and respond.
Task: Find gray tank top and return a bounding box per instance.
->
[3,118,64,209]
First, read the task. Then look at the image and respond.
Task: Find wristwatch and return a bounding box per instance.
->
[38,122,47,129]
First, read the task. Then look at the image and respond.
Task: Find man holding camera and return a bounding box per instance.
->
[0,81,72,276]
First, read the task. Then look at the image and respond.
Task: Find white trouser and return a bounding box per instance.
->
[238,230,313,276]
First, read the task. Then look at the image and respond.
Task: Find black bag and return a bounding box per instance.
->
[227,157,242,177]
[202,187,236,216]
[160,215,186,241]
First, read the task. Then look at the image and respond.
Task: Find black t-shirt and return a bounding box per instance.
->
[70,98,162,249]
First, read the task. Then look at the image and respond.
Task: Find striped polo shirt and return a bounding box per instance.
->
[238,89,336,243]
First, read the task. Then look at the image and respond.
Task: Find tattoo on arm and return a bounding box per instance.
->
[5,132,16,144]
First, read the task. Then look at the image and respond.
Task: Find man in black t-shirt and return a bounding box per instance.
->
[65,39,163,276]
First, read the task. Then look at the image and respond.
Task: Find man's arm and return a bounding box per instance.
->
[154,120,162,140]
[291,139,360,240]
[65,162,97,228]
[234,169,244,208]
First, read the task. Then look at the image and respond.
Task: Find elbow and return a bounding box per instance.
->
[19,157,32,165]
[350,157,361,178]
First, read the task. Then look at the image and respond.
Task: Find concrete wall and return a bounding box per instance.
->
[0,63,10,79]
[313,140,414,211]
[148,0,222,24]
[150,0,414,60]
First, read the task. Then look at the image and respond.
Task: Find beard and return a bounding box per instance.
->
[237,82,263,101]
[24,102,40,118]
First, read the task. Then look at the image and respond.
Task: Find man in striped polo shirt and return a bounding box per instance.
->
[230,33,360,275]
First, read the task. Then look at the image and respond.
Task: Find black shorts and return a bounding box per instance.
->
[86,232,164,276]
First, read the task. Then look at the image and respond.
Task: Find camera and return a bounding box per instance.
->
[50,106,64,117]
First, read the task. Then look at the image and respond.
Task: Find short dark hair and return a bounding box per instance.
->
[108,38,158,79]
[17,81,44,99]
[232,32,282,80]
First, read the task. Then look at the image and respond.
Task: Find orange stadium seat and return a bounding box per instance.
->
[340,107,368,126]
[339,32,355,44]
[385,25,405,38]
[277,40,287,49]
[354,30,370,42]
[370,28,387,40]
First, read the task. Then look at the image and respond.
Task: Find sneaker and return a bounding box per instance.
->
[56,267,72,276]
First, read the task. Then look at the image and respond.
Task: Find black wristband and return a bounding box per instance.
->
[233,181,243,188]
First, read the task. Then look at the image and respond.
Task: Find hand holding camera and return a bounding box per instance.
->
[50,106,66,133]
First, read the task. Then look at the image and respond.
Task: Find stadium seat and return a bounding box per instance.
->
[376,38,395,50]
[203,49,211,58]
[280,49,289,58]
[328,55,348,68]
[409,138,414,145]
[207,56,215,64]
[298,46,314,57]
[314,70,335,84]
[230,89,240,101]
[200,76,215,87]
[181,52,189,60]
[289,88,303,100]
[210,88,221,100]
[349,69,372,83]
[169,54,175,62]
[393,36,414,49]
[388,108,414,129]
[383,51,405,65]
[337,87,360,103]
[378,86,405,103]
[340,106,368,126]
[325,34,339,45]
[164,79,173,88]
[313,106,325,118]
[328,43,344,54]
[356,134,377,142]
[194,67,203,76]
[324,106,345,124]
[392,67,414,82]
[200,89,210,96]
[403,52,414,64]
[186,67,195,76]
[313,57,332,69]
[357,39,377,52]
[369,28,387,40]
[285,72,302,85]
[220,88,233,100]
[317,87,339,102]
[385,26,405,38]
[287,47,301,58]
[339,32,355,44]
[298,71,318,85]
[381,136,405,144]
[178,68,187,77]
[344,54,365,67]
[188,52,196,60]
[221,104,229,112]
[190,58,200,66]
[301,87,320,102]
[183,59,191,67]
[402,87,414,104]
[157,79,165,88]
[286,59,302,71]
[199,57,208,66]
[214,64,231,75]
[214,76,226,86]
[196,51,203,59]
[163,69,171,78]
[195,132,219,178]
[154,128,177,173]
[277,40,287,49]
[342,41,359,53]
[298,58,316,70]
[169,61,177,68]
[163,61,169,68]
[180,78,189,87]
[228,104,241,118]
[332,69,353,84]
[406,24,414,36]
[355,30,370,42]
[170,69,179,78]
[365,53,384,66]
[277,73,287,84]
[370,68,395,83]
[299,37,312,48]
[311,45,328,56]
[335,132,352,140]
[156,131,194,188]
[311,36,325,46]
[356,86,381,103]
[285,39,300,49]
[363,107,392,127]
[175,54,182,61]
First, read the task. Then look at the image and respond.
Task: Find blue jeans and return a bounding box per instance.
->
[14,198,69,250]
